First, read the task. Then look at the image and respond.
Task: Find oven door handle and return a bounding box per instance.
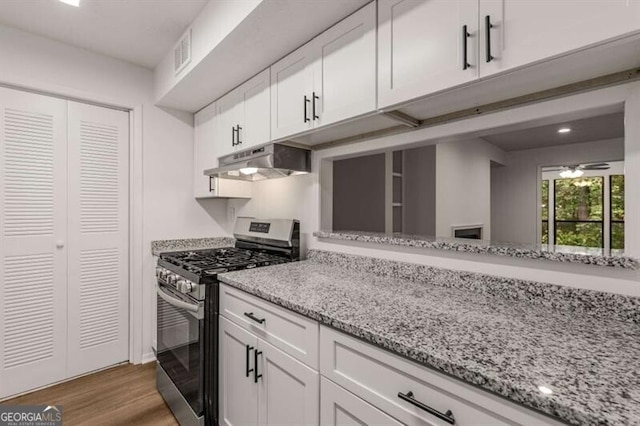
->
[156,282,200,314]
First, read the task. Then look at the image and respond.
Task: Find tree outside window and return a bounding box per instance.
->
[541,175,624,249]
[611,175,625,250]
[541,180,549,244]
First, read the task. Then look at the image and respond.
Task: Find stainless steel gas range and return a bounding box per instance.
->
[155,218,300,426]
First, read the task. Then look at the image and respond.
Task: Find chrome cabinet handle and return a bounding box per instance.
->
[397,391,455,424]
[244,312,265,324]
[236,125,242,145]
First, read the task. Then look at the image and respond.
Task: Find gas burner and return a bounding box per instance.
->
[159,246,291,283]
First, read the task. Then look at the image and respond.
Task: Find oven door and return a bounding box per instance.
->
[156,281,204,416]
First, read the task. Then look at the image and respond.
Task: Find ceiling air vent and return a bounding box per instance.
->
[174,28,192,75]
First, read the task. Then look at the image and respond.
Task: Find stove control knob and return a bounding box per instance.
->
[177,280,194,293]
[155,267,168,280]
[166,274,178,285]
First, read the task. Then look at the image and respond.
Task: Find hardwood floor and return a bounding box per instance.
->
[1,363,178,426]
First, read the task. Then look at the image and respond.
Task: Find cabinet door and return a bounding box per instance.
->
[320,377,403,426]
[0,87,68,398]
[312,2,377,127]
[66,101,129,377]
[240,68,271,150]
[270,42,314,140]
[258,338,319,426]
[220,317,259,426]
[194,102,217,198]
[480,0,640,77]
[378,0,479,109]
[216,89,242,159]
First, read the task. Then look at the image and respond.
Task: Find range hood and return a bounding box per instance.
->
[204,143,311,181]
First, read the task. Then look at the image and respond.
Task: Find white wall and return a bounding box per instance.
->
[0,23,230,362]
[491,138,624,244]
[435,138,505,239]
[154,0,262,101]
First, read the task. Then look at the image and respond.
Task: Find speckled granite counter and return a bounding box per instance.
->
[314,230,640,269]
[219,250,640,425]
[151,237,235,256]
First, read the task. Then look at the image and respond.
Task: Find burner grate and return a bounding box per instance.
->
[160,247,290,278]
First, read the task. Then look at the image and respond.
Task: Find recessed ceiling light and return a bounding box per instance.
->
[538,385,553,395]
[558,127,571,134]
[59,0,80,7]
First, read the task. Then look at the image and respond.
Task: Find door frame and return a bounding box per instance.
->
[0,81,144,366]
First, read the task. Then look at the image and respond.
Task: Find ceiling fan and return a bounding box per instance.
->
[542,162,610,178]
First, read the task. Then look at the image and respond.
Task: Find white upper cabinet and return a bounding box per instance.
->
[480,0,640,77]
[272,3,377,140]
[215,90,242,159]
[214,69,271,158]
[270,42,315,140]
[194,102,251,199]
[312,2,377,128]
[194,102,217,198]
[378,0,479,109]
[240,68,271,150]
[378,0,640,109]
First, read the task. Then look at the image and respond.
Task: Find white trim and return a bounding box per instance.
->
[129,106,144,364]
[141,352,157,364]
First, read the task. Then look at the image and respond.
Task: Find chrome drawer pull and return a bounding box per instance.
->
[244,312,265,324]
[397,391,455,424]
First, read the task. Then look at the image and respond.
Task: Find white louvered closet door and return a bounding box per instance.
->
[0,88,68,398]
[66,101,129,377]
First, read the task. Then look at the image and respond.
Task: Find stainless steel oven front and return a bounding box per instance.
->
[156,281,205,426]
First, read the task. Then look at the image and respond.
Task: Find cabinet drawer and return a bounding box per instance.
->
[220,283,319,369]
[321,377,402,426]
[320,326,562,426]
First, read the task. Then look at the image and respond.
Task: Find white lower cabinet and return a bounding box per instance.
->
[219,315,319,426]
[319,326,563,426]
[220,316,260,426]
[259,337,319,426]
[321,377,402,426]
[220,287,562,426]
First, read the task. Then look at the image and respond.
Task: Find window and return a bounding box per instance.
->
[554,177,604,248]
[541,180,549,244]
[610,174,625,250]
[540,174,625,249]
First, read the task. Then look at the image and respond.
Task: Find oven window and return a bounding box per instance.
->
[157,292,204,415]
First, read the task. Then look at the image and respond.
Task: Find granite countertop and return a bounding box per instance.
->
[314,230,640,270]
[219,253,640,425]
[151,237,235,256]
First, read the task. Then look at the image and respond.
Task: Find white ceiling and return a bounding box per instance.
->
[0,0,208,69]
[482,112,625,152]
